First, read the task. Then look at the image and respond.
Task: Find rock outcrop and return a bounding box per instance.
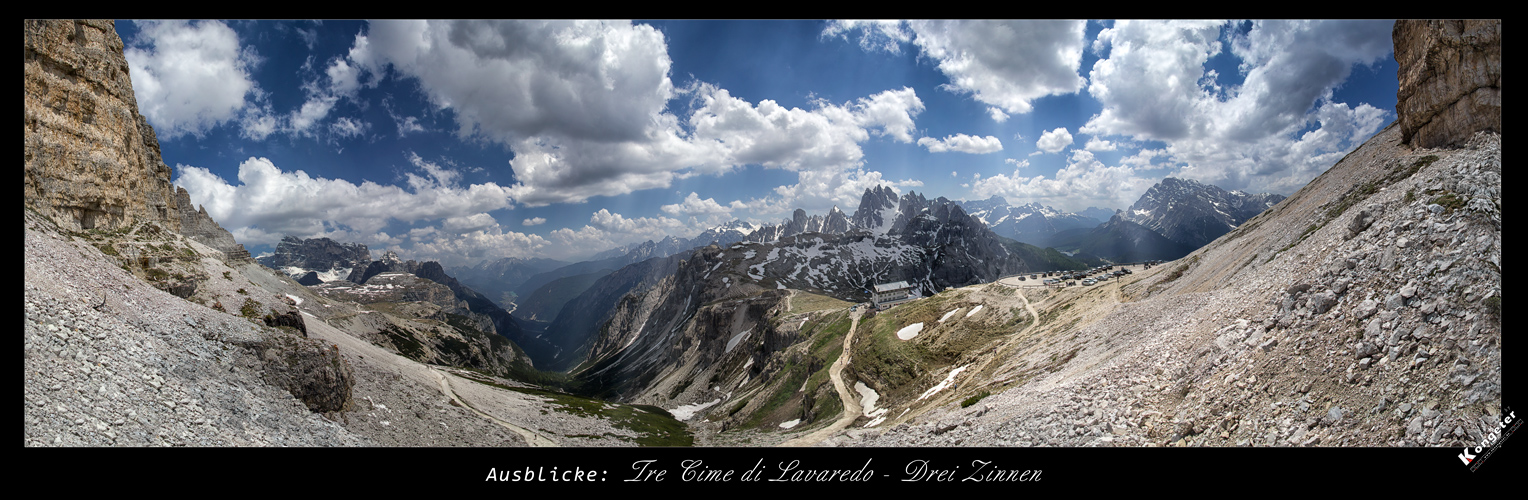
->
[24,20,181,232]
[1394,20,1501,148]
[348,250,406,284]
[258,236,371,280]
[25,20,251,263]
[175,187,251,261]
[262,309,309,337]
[311,272,462,308]
[296,271,324,286]
[242,332,354,413]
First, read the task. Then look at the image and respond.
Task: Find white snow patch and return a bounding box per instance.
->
[916,364,969,401]
[896,322,925,340]
[620,328,644,351]
[725,329,751,353]
[855,381,887,418]
[965,305,983,318]
[744,249,756,259]
[668,398,722,421]
[939,308,961,323]
[779,419,801,429]
[285,294,303,306]
[315,267,350,283]
[777,282,787,289]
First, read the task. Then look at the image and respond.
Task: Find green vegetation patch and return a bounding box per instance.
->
[239,298,261,320]
[1326,181,1377,221]
[145,267,170,280]
[1038,302,1072,326]
[744,358,811,428]
[378,325,426,361]
[1430,192,1468,214]
[960,391,991,408]
[791,292,852,315]
[1159,264,1188,286]
[503,386,693,446]
[1386,155,1437,186]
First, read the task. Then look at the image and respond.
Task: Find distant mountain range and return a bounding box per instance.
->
[554,185,1092,381]
[443,177,1285,331]
[1124,177,1287,250]
[257,176,1287,340]
[957,196,1104,247]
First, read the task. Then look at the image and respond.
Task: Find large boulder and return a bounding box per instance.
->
[249,332,354,413]
[1394,20,1501,148]
[263,309,309,337]
[296,271,323,286]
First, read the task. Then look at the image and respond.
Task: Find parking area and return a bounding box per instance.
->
[996,261,1158,289]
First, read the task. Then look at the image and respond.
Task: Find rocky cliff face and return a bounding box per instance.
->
[24,20,181,233]
[258,236,370,280]
[849,185,901,234]
[175,187,251,261]
[26,20,249,263]
[1394,20,1500,149]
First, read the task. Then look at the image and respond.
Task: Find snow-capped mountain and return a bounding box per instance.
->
[956,196,1105,246]
[848,185,902,234]
[255,236,372,284]
[1124,177,1286,250]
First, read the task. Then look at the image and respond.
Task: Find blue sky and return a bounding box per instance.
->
[116,20,1398,266]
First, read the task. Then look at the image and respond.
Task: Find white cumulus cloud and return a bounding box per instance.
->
[1081,20,1394,193]
[173,156,513,249]
[917,134,1003,154]
[969,149,1154,212]
[827,20,1087,116]
[1036,127,1074,153]
[350,20,928,207]
[124,20,257,139]
[661,192,733,216]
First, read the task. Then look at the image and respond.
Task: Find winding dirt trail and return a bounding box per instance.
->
[864,281,1050,431]
[299,310,558,447]
[778,307,863,447]
[429,369,559,447]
